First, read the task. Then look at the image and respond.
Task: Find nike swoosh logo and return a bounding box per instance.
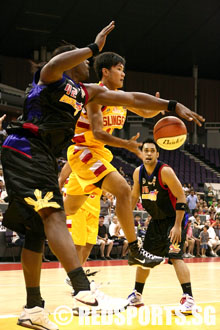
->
[134,258,146,264]
[75,298,99,306]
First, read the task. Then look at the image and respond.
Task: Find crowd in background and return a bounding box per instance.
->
[1,158,220,261]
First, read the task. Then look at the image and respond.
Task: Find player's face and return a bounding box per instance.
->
[106,63,125,89]
[142,143,159,165]
[74,60,90,81]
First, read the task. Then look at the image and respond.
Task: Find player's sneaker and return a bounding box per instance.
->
[128,248,165,268]
[172,294,197,316]
[17,305,58,330]
[127,290,144,307]
[73,281,129,315]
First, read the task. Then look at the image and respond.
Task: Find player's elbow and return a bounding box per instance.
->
[93,128,105,141]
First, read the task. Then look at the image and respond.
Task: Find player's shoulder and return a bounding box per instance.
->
[133,166,141,179]
[160,163,176,178]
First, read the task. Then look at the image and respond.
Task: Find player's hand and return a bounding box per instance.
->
[169,225,182,245]
[0,114,6,130]
[126,133,143,160]
[175,103,205,126]
[155,92,165,116]
[94,21,115,52]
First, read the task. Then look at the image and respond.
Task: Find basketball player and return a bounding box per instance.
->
[127,138,196,315]
[63,51,204,270]
[61,173,101,266]
[1,20,204,328]
[58,52,155,268]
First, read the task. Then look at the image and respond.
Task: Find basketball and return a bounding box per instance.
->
[153,116,187,150]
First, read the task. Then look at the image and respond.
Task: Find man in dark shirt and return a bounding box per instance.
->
[97,216,113,260]
[128,138,197,316]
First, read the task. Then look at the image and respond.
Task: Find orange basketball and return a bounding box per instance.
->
[153,116,187,150]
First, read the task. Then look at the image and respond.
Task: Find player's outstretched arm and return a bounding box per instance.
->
[40,21,115,84]
[86,85,205,126]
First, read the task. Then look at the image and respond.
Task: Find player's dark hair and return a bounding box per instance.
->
[93,52,126,80]
[142,138,159,152]
[204,225,209,230]
[51,43,77,58]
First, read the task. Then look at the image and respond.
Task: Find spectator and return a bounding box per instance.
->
[109,215,128,258]
[97,216,113,260]
[182,183,190,194]
[136,198,145,211]
[183,220,195,258]
[215,202,220,215]
[209,212,216,225]
[134,214,142,227]
[0,180,7,201]
[186,190,198,215]
[100,194,111,225]
[205,186,215,205]
[200,225,209,257]
[206,220,220,257]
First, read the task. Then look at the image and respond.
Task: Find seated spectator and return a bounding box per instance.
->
[0,179,7,201]
[136,198,145,211]
[209,211,216,225]
[200,225,209,257]
[97,216,113,260]
[134,214,142,227]
[183,220,195,258]
[109,215,128,258]
[197,206,204,215]
[100,194,112,225]
[206,220,220,257]
[215,202,220,215]
[182,183,190,194]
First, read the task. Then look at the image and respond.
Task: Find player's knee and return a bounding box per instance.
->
[114,182,131,200]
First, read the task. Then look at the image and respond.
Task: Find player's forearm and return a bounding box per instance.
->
[174,211,185,227]
[49,48,92,73]
[41,48,93,83]
[128,107,162,118]
[90,88,170,112]
[93,129,130,149]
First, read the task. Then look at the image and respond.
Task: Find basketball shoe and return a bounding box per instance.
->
[128,247,165,268]
[17,304,58,330]
[172,294,197,316]
[127,290,144,307]
[73,281,129,315]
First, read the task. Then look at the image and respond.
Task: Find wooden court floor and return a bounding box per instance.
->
[0,258,220,330]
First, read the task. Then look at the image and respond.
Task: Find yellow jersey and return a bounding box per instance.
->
[72,82,127,149]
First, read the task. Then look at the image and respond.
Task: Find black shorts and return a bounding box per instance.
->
[143,217,186,264]
[1,135,63,236]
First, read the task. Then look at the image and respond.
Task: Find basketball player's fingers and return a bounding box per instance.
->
[95,21,115,48]
[191,113,205,125]
[131,132,140,141]
[103,21,115,35]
